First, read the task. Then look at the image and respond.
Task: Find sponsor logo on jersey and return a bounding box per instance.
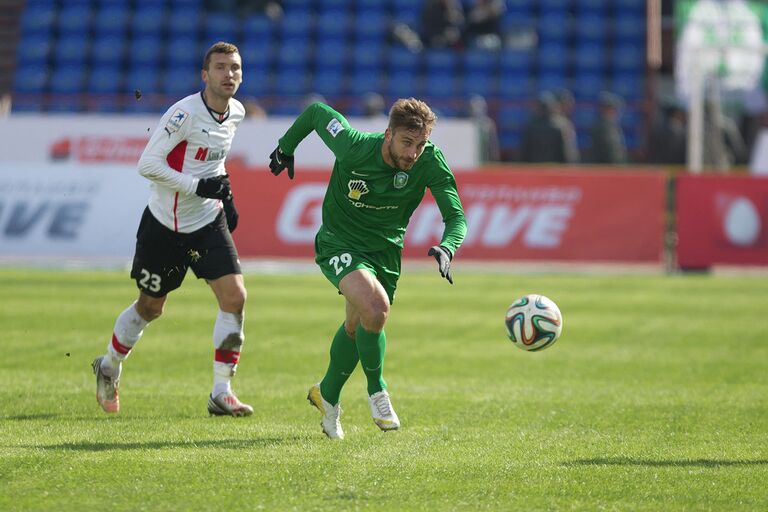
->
[351,170,369,177]
[347,179,369,200]
[194,147,227,161]
[326,118,345,138]
[165,109,189,134]
[393,172,409,189]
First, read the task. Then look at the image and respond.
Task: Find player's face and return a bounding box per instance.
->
[202,52,242,101]
[385,127,430,170]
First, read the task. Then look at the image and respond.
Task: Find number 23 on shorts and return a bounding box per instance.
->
[329,253,352,275]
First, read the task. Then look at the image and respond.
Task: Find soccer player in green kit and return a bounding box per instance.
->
[269,98,467,439]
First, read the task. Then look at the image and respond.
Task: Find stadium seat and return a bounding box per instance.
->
[351,41,384,71]
[56,4,93,35]
[13,64,48,94]
[241,15,273,41]
[538,43,569,70]
[572,105,597,129]
[347,69,383,96]
[94,4,130,36]
[316,10,351,40]
[461,71,499,98]
[537,71,568,93]
[239,40,274,71]
[313,68,347,97]
[500,49,533,72]
[127,35,162,67]
[167,9,201,38]
[575,12,606,41]
[49,64,87,94]
[613,44,646,70]
[572,72,604,99]
[19,4,57,35]
[16,33,52,64]
[88,66,123,94]
[54,33,89,65]
[89,33,127,67]
[126,66,159,95]
[464,49,500,75]
[166,38,199,66]
[425,50,458,74]
[274,68,309,96]
[537,10,570,43]
[314,39,349,70]
[386,70,422,98]
[388,47,421,73]
[611,72,645,99]
[277,41,311,68]
[161,66,201,96]
[205,13,238,43]
[573,42,605,70]
[425,71,459,98]
[131,5,165,35]
[614,14,646,43]
[240,68,272,96]
[47,95,84,113]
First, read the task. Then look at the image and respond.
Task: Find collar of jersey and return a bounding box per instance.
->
[199,91,230,124]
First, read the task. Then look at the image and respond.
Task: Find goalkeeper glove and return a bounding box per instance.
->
[428,245,453,284]
[196,174,232,200]
[223,195,238,233]
[269,146,295,179]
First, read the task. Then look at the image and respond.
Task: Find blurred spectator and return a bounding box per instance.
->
[243,97,267,119]
[421,0,465,49]
[520,92,579,164]
[302,92,328,110]
[748,111,768,174]
[588,92,627,164]
[552,88,580,163]
[464,0,506,50]
[648,98,687,164]
[0,93,10,117]
[362,92,388,120]
[553,88,575,119]
[702,98,747,171]
[468,94,500,162]
[391,22,424,52]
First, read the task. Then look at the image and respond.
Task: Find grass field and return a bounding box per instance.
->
[1,267,767,511]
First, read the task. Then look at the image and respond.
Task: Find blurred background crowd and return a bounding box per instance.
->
[1,0,767,170]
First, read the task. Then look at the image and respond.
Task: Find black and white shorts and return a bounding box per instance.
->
[130,207,241,297]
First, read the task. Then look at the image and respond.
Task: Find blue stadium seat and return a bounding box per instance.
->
[499,130,522,152]
[277,41,311,68]
[611,72,645,99]
[13,64,48,94]
[425,50,457,73]
[167,9,201,38]
[205,13,238,42]
[126,66,159,94]
[500,49,532,72]
[314,39,349,70]
[88,66,123,94]
[572,105,597,129]
[47,95,83,113]
[424,71,458,98]
[16,33,52,64]
[240,68,272,96]
[241,15,273,41]
[19,4,56,34]
[348,69,383,96]
[538,43,569,70]
[613,44,645,70]
[537,71,568,93]
[351,41,384,71]
[352,10,389,41]
[576,12,606,41]
[614,14,646,43]
[464,49,500,74]
[169,0,202,8]
[538,11,570,43]
[385,70,422,98]
[316,10,351,40]
[319,0,353,8]
[54,34,89,65]
[576,0,605,12]
[461,71,499,98]
[274,68,309,96]
[498,73,534,100]
[388,47,421,73]
[280,12,315,40]
[313,68,347,97]
[166,38,199,66]
[239,40,274,71]
[131,5,165,35]
[57,4,93,35]
[572,72,603,100]
[573,42,605,70]
[90,34,127,65]
[497,105,530,130]
[128,35,162,67]
[94,5,130,36]
[161,66,201,96]
[49,64,87,94]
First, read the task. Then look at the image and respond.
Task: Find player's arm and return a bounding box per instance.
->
[138,109,230,199]
[426,148,468,283]
[269,102,359,178]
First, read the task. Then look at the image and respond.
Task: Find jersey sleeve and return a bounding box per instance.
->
[277,102,363,163]
[427,147,467,257]
[137,106,198,195]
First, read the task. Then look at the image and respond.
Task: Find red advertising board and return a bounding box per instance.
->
[677,175,768,268]
[230,166,666,263]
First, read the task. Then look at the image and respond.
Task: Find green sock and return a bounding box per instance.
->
[319,323,359,406]
[356,325,387,396]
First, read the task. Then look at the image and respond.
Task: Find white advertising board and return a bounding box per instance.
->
[0,163,147,259]
[0,115,479,169]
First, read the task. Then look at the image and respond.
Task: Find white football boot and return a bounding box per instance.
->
[368,390,400,431]
[207,391,254,417]
[92,356,120,413]
[307,384,344,440]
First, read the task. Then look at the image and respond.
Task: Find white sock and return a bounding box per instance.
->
[101,302,148,378]
[212,310,244,397]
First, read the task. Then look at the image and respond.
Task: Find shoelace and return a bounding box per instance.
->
[372,394,392,417]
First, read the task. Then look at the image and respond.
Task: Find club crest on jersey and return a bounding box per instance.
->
[326,118,345,138]
[347,179,369,200]
[165,109,189,134]
[393,172,409,189]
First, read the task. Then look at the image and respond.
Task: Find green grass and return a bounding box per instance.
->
[1,268,767,511]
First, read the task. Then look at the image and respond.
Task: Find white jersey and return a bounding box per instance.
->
[138,92,245,233]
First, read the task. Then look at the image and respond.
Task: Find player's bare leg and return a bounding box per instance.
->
[206,273,252,417]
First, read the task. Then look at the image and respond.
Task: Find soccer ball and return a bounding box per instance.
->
[505,294,563,351]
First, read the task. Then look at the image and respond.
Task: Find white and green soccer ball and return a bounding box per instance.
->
[505,294,563,352]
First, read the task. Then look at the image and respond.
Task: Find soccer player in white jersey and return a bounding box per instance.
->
[92,42,253,417]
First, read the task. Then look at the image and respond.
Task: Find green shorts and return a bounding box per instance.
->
[314,231,402,304]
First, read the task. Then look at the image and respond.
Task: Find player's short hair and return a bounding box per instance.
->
[388,98,437,134]
[202,41,240,70]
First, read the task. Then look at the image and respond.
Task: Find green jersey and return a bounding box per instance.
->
[278,102,467,255]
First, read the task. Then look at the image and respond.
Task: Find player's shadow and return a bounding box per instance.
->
[22,437,306,452]
[565,457,768,467]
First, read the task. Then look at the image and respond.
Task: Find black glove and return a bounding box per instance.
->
[269,146,295,179]
[196,174,231,199]
[223,196,238,233]
[428,245,453,284]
